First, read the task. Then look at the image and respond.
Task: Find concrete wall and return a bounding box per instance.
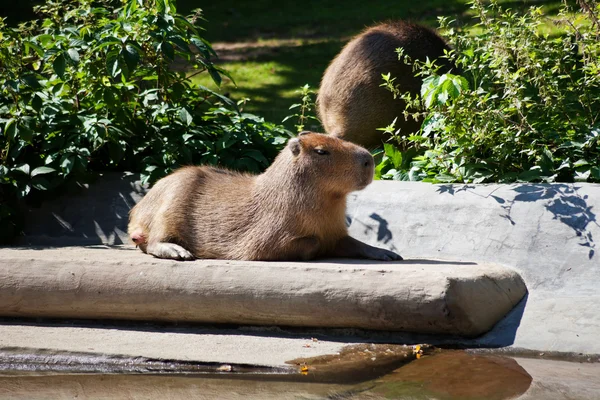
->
[15,174,600,355]
[347,181,600,353]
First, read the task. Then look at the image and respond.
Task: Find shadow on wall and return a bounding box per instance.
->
[19,173,147,246]
[346,212,400,255]
[437,183,598,260]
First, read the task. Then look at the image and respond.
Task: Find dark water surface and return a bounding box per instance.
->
[1,348,598,399]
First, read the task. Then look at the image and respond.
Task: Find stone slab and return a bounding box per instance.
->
[0,246,525,337]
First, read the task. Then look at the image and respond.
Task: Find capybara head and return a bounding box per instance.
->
[286,131,374,194]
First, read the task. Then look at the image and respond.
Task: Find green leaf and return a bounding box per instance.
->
[383,143,402,168]
[440,78,460,102]
[53,54,66,78]
[37,34,54,48]
[31,166,56,177]
[19,126,33,143]
[374,157,390,180]
[14,163,31,175]
[69,39,87,48]
[421,75,439,98]
[207,66,222,87]
[539,148,554,173]
[3,119,16,141]
[242,149,269,165]
[94,38,121,50]
[196,84,237,109]
[190,37,212,58]
[518,167,542,182]
[25,41,44,56]
[61,156,75,175]
[434,173,457,183]
[31,176,51,191]
[235,158,260,172]
[19,184,31,198]
[156,0,167,13]
[21,74,42,89]
[451,74,469,92]
[160,42,175,61]
[67,48,80,63]
[168,35,190,53]
[575,170,591,182]
[106,50,119,77]
[179,108,193,126]
[122,44,140,71]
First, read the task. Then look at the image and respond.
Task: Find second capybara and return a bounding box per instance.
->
[128,131,402,262]
[317,21,455,149]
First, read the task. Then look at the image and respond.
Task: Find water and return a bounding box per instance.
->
[1,347,598,399]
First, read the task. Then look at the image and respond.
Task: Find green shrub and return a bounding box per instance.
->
[377,0,600,184]
[0,0,289,242]
[283,84,320,133]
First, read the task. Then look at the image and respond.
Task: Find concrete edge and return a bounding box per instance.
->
[0,246,527,337]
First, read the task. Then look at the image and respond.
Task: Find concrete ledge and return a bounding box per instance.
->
[0,246,526,337]
[10,174,600,354]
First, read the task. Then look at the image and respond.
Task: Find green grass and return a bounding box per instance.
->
[175,0,567,129]
[192,39,345,128]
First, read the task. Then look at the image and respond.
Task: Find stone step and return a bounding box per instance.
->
[0,246,526,337]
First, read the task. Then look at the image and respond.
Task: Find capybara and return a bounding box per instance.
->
[318,21,454,149]
[128,132,402,261]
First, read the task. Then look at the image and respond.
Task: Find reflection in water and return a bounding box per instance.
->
[8,349,600,400]
[369,350,532,400]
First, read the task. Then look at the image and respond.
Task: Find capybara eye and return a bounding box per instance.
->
[314,149,330,156]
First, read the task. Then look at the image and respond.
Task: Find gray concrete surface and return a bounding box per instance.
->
[347,181,600,355]
[0,323,354,367]
[515,357,600,400]
[6,173,600,356]
[0,246,525,336]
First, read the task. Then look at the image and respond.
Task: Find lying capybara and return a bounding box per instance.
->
[317,21,454,149]
[128,132,402,261]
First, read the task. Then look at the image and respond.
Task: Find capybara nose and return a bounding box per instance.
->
[360,152,374,168]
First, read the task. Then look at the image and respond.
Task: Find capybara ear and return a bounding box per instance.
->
[289,138,301,156]
[298,131,312,136]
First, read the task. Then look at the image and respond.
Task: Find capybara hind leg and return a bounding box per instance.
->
[146,242,195,261]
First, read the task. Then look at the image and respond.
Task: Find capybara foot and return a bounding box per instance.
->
[363,246,403,261]
[147,242,195,261]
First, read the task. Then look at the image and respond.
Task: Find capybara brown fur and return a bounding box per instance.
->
[317,21,454,149]
[128,132,402,261]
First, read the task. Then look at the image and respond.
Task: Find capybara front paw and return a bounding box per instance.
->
[149,243,195,261]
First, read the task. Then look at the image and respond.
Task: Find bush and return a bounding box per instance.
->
[377,0,600,184]
[0,0,289,242]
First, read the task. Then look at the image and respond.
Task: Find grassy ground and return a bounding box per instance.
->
[181,0,565,129]
[178,0,470,129]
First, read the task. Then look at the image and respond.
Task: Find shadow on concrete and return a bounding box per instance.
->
[348,212,402,255]
[316,258,477,266]
[19,173,145,247]
[436,183,598,260]
[474,293,528,348]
